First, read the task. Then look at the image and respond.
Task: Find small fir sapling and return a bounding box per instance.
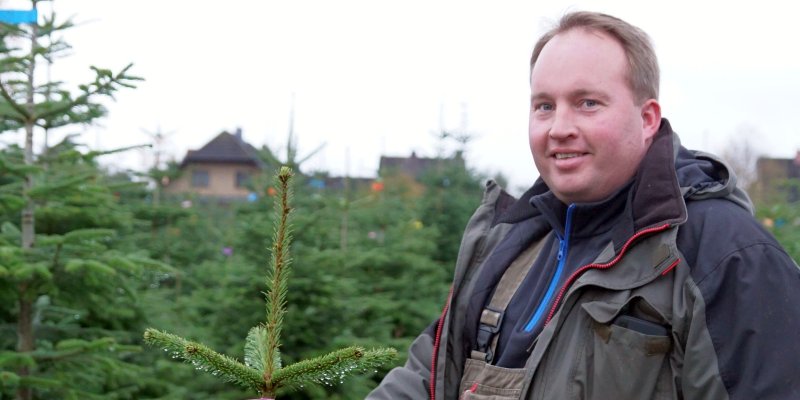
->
[144,167,396,399]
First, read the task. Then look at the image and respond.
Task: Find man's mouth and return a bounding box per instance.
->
[555,153,582,160]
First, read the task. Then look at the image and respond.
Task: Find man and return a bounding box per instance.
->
[368,11,800,400]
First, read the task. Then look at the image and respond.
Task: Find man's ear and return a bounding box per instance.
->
[640,99,662,142]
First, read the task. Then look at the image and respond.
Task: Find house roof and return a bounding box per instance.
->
[181,130,264,168]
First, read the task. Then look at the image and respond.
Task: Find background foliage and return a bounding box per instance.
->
[1,127,484,399]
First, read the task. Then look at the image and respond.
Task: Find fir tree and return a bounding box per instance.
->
[0,2,156,399]
[144,167,396,399]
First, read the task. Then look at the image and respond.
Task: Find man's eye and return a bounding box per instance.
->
[536,103,554,112]
[581,99,598,108]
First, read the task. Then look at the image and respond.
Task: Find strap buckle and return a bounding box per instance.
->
[475,308,504,362]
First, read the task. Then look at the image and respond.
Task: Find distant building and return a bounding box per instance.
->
[164,137,470,199]
[165,129,265,199]
[753,150,800,204]
[377,151,466,196]
[317,176,375,192]
[379,151,465,181]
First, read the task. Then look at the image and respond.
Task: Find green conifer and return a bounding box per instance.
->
[0,2,165,399]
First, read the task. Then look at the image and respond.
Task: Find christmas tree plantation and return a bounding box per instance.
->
[144,167,396,399]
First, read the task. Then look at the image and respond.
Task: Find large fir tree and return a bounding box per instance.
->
[0,2,161,399]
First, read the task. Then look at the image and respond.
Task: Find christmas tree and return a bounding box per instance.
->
[1,2,155,399]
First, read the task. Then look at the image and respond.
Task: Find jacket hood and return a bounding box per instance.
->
[672,133,754,215]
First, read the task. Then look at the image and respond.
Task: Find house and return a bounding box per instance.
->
[315,176,375,192]
[753,151,800,204]
[378,151,466,196]
[378,151,465,180]
[164,129,265,199]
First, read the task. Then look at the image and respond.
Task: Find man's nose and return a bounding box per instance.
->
[548,107,576,140]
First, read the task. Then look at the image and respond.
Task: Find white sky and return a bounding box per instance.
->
[4,0,800,193]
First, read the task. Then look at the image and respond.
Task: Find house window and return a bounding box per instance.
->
[192,170,209,187]
[235,171,251,188]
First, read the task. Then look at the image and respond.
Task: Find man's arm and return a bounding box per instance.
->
[683,242,800,399]
[366,319,437,400]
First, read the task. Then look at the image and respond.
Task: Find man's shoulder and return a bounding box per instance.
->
[684,195,756,223]
[677,196,790,282]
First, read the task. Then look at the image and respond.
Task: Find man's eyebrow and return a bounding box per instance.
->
[570,89,609,99]
[530,89,610,102]
[530,92,551,103]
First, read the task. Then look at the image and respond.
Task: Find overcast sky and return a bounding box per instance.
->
[4,0,799,192]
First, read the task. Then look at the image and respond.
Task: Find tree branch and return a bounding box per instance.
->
[35,63,141,121]
[0,80,31,120]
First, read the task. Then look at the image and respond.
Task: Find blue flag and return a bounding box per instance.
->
[0,9,38,24]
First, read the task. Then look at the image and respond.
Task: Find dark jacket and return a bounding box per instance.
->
[367,119,800,400]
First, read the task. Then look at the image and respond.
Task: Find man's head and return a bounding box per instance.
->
[528,11,662,204]
[531,11,660,104]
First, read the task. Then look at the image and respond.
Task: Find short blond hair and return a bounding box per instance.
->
[530,11,659,103]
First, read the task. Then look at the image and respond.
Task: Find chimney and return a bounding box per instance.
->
[234,127,243,140]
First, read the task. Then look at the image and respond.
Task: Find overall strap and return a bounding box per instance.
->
[472,237,546,363]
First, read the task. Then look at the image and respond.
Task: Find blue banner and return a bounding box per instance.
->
[0,9,38,24]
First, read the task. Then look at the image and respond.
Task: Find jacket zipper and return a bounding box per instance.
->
[525,223,673,355]
[543,223,672,325]
[524,204,575,332]
[430,285,453,400]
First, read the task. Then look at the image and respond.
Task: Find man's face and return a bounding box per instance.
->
[528,28,659,204]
